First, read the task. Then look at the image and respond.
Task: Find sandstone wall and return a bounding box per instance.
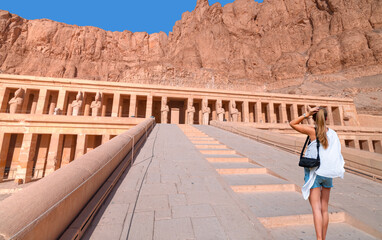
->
[358,114,382,128]
[0,0,381,92]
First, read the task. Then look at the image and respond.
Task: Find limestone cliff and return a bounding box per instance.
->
[0,0,382,113]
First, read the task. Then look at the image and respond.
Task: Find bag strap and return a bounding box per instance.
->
[315,128,320,159]
[300,136,310,158]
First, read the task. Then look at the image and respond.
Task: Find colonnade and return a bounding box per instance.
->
[0,87,348,127]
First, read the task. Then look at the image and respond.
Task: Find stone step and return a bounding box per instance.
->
[211,162,261,169]
[191,140,220,144]
[200,149,236,155]
[206,156,249,163]
[217,168,268,175]
[195,144,228,149]
[232,184,298,193]
[269,222,377,240]
[188,137,215,141]
[237,191,336,218]
[258,211,344,228]
[223,173,288,186]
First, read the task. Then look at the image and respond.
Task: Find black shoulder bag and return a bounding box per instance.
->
[299,131,320,169]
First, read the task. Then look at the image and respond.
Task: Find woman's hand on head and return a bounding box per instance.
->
[308,107,320,117]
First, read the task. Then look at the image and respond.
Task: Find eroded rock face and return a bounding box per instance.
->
[0,0,381,91]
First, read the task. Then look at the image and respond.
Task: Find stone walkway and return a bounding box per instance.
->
[83,124,382,240]
[83,124,269,240]
[196,125,382,239]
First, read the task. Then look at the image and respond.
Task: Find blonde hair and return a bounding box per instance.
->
[314,108,328,149]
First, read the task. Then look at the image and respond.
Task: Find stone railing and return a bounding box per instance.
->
[210,121,382,182]
[0,118,155,240]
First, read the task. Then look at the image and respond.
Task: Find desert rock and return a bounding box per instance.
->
[0,0,382,113]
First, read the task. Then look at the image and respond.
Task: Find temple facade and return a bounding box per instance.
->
[0,74,381,183]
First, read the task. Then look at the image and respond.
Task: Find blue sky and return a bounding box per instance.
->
[1,0,262,34]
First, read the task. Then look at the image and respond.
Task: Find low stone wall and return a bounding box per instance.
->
[358,114,382,128]
[0,118,155,240]
[210,121,382,181]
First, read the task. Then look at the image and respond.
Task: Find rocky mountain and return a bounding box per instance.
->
[0,0,381,113]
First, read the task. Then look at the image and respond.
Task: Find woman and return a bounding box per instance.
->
[290,107,345,240]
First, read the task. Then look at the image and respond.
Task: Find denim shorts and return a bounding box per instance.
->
[304,168,333,189]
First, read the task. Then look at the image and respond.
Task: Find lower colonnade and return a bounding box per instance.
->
[0,74,381,184]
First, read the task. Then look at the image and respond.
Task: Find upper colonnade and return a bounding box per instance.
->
[0,74,358,126]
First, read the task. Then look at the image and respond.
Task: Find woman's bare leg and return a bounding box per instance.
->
[309,187,323,240]
[321,187,331,240]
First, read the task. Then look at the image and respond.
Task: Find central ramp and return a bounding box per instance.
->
[194,125,382,240]
[83,124,381,240]
[83,124,269,239]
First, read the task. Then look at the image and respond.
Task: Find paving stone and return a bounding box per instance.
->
[155,208,172,220]
[212,205,261,239]
[127,211,155,240]
[140,183,177,196]
[191,217,228,240]
[172,204,215,218]
[169,194,187,207]
[186,191,234,206]
[135,194,169,212]
[154,218,195,240]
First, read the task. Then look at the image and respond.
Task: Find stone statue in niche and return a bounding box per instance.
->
[8,88,25,114]
[216,100,225,121]
[91,92,102,117]
[53,107,62,115]
[161,97,169,124]
[71,91,83,116]
[186,99,195,125]
[202,99,211,125]
[230,100,239,122]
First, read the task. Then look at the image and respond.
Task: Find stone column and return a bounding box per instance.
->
[292,104,299,120]
[281,103,288,123]
[268,102,275,123]
[326,106,333,125]
[243,101,249,123]
[102,134,111,145]
[75,134,86,160]
[0,88,5,112]
[368,140,374,153]
[45,134,60,176]
[146,95,153,118]
[255,102,261,123]
[15,133,37,184]
[111,93,121,117]
[338,105,345,126]
[35,88,48,114]
[30,93,39,114]
[161,96,169,124]
[129,94,137,117]
[354,139,360,150]
[0,133,11,181]
[56,89,66,115]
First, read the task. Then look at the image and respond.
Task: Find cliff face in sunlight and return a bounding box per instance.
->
[1,0,382,113]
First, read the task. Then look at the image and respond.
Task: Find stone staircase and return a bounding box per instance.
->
[178,125,378,240]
